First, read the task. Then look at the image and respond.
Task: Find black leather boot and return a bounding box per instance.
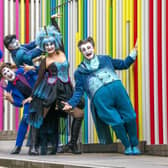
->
[64,118,82,154]
[10,146,21,154]
[29,127,39,155]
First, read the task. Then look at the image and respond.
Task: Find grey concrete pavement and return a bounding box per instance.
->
[0,140,167,168]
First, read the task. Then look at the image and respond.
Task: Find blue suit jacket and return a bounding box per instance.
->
[68,55,135,144]
[10,41,42,67]
[5,67,37,107]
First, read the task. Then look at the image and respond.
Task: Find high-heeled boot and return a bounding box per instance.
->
[29,127,39,155]
[64,118,82,154]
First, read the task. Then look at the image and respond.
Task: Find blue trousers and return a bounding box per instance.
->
[15,104,29,147]
[93,81,138,148]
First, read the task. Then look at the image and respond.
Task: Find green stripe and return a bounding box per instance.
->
[46,0,50,24]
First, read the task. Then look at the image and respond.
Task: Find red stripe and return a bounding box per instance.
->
[25,0,29,43]
[149,0,155,144]
[157,0,163,144]
[134,0,139,138]
[166,0,168,143]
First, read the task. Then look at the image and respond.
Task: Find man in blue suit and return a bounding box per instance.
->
[3,35,42,67]
[0,63,37,154]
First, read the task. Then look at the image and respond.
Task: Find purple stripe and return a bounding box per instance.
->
[0,0,3,130]
[15,0,19,130]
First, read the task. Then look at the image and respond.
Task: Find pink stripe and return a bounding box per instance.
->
[16,0,19,39]
[0,0,3,130]
[15,0,19,130]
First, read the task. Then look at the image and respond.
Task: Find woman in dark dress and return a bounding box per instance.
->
[23,22,84,155]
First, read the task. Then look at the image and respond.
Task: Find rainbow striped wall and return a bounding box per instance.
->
[0,0,168,145]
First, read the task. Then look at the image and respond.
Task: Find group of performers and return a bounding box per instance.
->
[0,13,141,156]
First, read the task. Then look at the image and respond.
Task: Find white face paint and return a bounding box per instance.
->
[8,38,20,50]
[44,42,56,54]
[80,42,94,60]
[2,67,16,82]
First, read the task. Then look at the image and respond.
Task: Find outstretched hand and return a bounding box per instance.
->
[51,13,62,19]
[22,97,32,105]
[134,39,138,51]
[23,64,35,72]
[4,91,13,103]
[62,101,72,111]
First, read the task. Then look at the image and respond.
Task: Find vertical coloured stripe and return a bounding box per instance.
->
[15,0,19,131]
[26,0,29,43]
[4,0,8,130]
[0,0,3,130]
[166,0,168,144]
[31,0,34,40]
[93,0,98,143]
[161,0,167,144]
[122,0,126,87]
[9,0,14,131]
[65,0,69,143]
[154,0,159,144]
[149,0,155,144]
[84,0,88,144]
[129,0,135,106]
[157,0,163,144]
[138,0,143,140]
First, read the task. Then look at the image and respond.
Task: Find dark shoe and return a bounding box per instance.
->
[63,142,81,154]
[40,145,47,155]
[57,145,64,153]
[28,146,39,155]
[28,127,39,155]
[47,148,57,155]
[10,146,21,154]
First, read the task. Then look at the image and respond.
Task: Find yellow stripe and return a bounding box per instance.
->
[129,0,135,106]
[112,0,116,59]
[93,0,98,143]
[122,0,126,87]
[77,0,82,65]
[126,0,130,21]
[75,33,79,67]
[42,0,45,26]
[106,0,110,55]
[138,0,143,140]
[20,0,25,119]
[20,0,25,44]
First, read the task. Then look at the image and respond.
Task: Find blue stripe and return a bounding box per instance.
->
[53,0,56,14]
[84,0,88,144]
[50,0,53,15]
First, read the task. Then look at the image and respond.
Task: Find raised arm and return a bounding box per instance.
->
[50,13,65,52]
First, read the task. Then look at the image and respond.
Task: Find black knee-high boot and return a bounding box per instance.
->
[64,118,82,154]
[29,126,39,155]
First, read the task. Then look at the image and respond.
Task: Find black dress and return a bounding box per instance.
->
[28,60,73,128]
